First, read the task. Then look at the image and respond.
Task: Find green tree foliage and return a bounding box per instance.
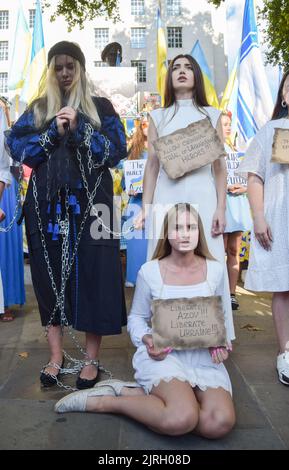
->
[208,0,289,67]
[258,1,289,67]
[43,0,120,31]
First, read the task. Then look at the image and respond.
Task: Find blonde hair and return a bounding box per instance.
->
[32,56,101,129]
[128,119,146,160]
[152,203,215,261]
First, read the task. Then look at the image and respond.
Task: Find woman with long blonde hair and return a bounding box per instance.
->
[6,41,127,390]
[55,203,235,440]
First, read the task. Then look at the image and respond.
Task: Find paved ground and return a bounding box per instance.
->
[0,265,288,450]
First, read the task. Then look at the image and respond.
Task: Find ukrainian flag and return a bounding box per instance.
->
[220,56,238,112]
[156,5,167,105]
[8,2,32,91]
[190,40,219,108]
[21,0,46,105]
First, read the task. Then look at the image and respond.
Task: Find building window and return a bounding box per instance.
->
[167,0,181,16]
[0,41,8,61]
[131,60,146,83]
[167,27,182,48]
[29,9,36,29]
[0,10,9,29]
[94,28,109,49]
[94,61,107,67]
[131,0,145,16]
[131,28,146,48]
[0,72,8,93]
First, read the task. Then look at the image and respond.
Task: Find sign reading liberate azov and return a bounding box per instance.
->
[151,296,227,350]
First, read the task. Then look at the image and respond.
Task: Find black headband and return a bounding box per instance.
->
[48,41,86,70]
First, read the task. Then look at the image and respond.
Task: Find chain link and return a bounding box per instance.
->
[77,124,135,238]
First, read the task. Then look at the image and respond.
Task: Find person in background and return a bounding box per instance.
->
[0,106,12,321]
[238,69,289,385]
[221,111,252,310]
[123,116,149,287]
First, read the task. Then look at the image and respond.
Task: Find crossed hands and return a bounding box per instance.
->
[56,106,78,136]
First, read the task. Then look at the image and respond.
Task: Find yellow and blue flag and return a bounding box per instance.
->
[8,2,32,91]
[21,0,46,104]
[220,55,238,112]
[190,40,219,108]
[156,5,167,105]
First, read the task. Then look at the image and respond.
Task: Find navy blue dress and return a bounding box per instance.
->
[6,97,127,335]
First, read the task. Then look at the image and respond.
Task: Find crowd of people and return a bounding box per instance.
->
[1,40,289,437]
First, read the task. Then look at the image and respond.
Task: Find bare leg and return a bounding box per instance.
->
[44,325,63,375]
[226,232,242,294]
[194,387,235,439]
[272,292,289,352]
[86,379,200,436]
[80,333,102,380]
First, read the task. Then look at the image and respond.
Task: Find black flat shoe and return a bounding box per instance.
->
[40,358,65,388]
[76,360,99,390]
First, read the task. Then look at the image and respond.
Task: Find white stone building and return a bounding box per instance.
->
[0,0,228,115]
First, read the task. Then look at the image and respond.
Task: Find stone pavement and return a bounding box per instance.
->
[0,266,288,450]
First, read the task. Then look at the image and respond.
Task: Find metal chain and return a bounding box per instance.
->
[77,126,135,237]
[36,130,115,389]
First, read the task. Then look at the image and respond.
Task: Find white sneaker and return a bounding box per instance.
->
[93,379,141,396]
[55,385,115,413]
[277,351,289,385]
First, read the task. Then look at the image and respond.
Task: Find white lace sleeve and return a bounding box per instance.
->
[238,134,266,182]
[127,268,153,348]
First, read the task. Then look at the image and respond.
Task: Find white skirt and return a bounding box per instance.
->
[132,345,232,396]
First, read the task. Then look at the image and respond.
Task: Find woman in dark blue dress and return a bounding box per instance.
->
[6,41,127,389]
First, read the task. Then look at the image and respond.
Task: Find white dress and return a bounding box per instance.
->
[0,107,12,314]
[127,259,232,395]
[238,118,289,292]
[149,100,234,340]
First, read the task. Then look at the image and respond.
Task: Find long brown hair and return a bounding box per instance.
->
[272,69,289,120]
[164,54,209,109]
[152,203,215,261]
[128,119,146,160]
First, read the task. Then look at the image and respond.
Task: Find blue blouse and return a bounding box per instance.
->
[6,102,127,170]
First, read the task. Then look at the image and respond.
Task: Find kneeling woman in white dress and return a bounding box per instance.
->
[55,203,235,439]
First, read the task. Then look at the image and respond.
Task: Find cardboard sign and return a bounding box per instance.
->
[151,296,226,350]
[153,117,226,179]
[225,152,247,186]
[123,159,147,193]
[271,128,289,164]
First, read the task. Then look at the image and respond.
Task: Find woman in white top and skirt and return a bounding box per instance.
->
[239,70,289,386]
[55,204,235,439]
